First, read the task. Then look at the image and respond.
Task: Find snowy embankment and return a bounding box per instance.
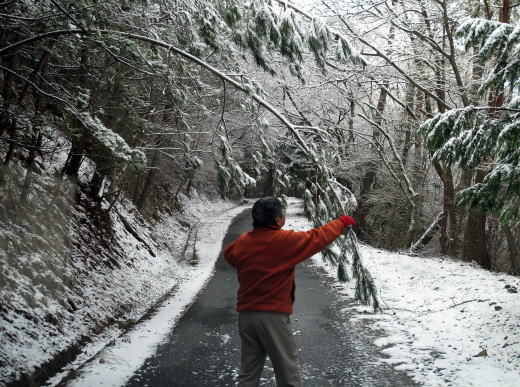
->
[44,198,250,387]
[0,162,246,387]
[286,198,520,387]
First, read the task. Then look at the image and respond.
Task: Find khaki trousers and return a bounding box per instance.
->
[238,311,303,387]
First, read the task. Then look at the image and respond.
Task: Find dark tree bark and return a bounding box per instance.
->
[20,46,52,201]
[502,224,520,275]
[89,167,105,202]
[347,91,355,144]
[460,0,511,269]
[136,90,173,210]
[462,168,490,268]
[354,81,389,233]
[353,23,394,236]
[136,150,160,210]
[0,44,17,138]
[62,142,84,180]
[263,165,275,197]
[2,49,51,183]
[20,130,43,202]
[62,46,90,181]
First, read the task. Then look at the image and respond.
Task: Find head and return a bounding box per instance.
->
[252,197,286,229]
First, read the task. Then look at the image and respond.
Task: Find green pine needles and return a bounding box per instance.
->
[299,153,380,312]
[347,228,381,312]
[216,132,256,199]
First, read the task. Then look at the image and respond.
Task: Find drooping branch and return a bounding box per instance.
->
[0,28,311,152]
[1,27,362,210]
[274,0,367,66]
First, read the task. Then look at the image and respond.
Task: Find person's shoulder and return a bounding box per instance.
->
[274,228,300,239]
[233,230,255,243]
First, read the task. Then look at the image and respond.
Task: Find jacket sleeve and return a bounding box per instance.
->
[282,219,345,267]
[224,241,236,267]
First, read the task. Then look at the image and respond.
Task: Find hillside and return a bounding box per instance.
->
[0,162,236,386]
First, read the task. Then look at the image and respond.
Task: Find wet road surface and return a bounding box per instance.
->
[125,209,418,386]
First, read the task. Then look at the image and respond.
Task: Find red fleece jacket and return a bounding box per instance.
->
[224,219,345,314]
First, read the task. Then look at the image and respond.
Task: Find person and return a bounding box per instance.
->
[224,197,356,387]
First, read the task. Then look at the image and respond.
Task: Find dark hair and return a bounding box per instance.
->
[252,197,283,228]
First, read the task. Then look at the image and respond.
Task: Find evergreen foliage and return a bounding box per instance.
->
[457,19,519,94]
[419,18,520,224]
[2,0,377,312]
[216,132,256,199]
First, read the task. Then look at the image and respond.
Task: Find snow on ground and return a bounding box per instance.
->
[0,156,246,386]
[46,198,251,387]
[284,198,520,387]
[34,196,519,387]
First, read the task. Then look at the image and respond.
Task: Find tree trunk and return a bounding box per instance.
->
[89,167,105,202]
[460,0,510,270]
[432,161,458,256]
[20,130,43,202]
[445,167,458,256]
[354,82,389,231]
[20,46,51,201]
[401,84,415,165]
[502,224,519,275]
[62,142,84,180]
[462,168,490,269]
[2,50,50,184]
[354,24,394,235]
[135,90,174,209]
[409,212,443,253]
[263,165,275,197]
[348,91,355,144]
[136,150,160,210]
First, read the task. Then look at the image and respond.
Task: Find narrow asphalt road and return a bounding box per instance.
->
[125,209,418,386]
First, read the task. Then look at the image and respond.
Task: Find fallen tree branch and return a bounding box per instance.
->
[408,212,443,253]
[114,208,156,257]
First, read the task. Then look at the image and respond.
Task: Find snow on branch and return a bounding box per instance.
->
[456,18,519,94]
[273,0,366,67]
[419,105,520,223]
[66,107,147,169]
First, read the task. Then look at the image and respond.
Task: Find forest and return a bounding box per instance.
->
[2,0,517,271]
[1,0,520,385]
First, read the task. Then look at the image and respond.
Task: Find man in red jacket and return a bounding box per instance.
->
[224,197,356,387]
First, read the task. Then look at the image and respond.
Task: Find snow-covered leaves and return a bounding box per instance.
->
[308,18,331,69]
[419,107,520,223]
[197,6,226,51]
[67,109,147,169]
[216,133,256,198]
[253,2,281,45]
[417,16,520,223]
[456,18,519,94]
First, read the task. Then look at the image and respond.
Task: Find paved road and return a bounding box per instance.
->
[125,209,418,386]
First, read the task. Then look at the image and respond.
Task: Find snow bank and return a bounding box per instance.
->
[44,196,250,387]
[0,161,241,386]
[286,198,520,387]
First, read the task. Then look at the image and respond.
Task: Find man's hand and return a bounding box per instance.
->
[339,215,356,228]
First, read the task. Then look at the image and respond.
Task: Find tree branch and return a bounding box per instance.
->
[320,1,453,111]
[358,112,417,201]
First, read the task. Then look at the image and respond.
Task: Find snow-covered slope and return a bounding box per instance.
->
[3,193,519,387]
[0,166,238,386]
[46,200,250,387]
